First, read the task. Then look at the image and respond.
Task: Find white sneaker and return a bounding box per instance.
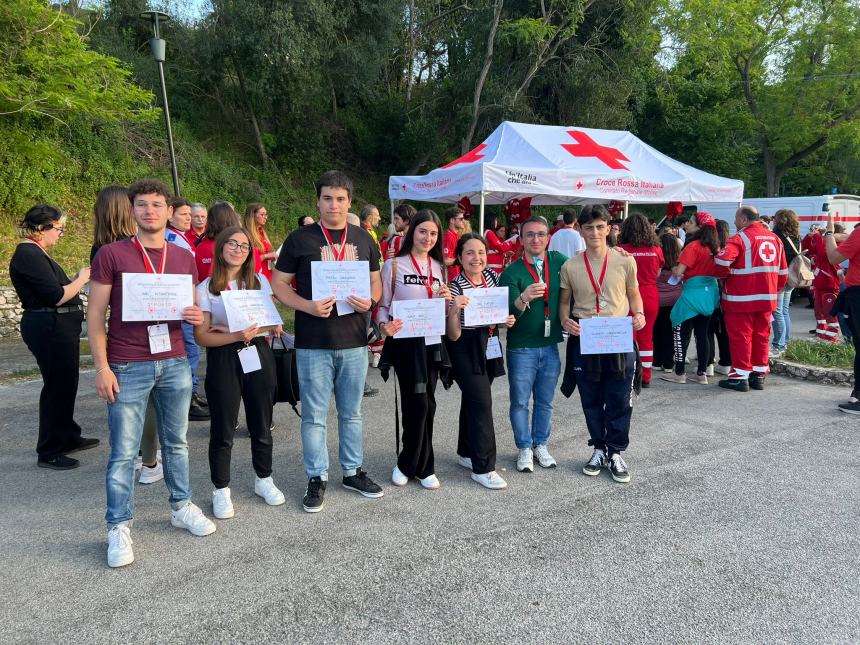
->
[714,364,731,375]
[139,460,163,484]
[171,501,217,536]
[533,444,557,468]
[371,353,381,368]
[391,465,408,486]
[418,474,441,490]
[516,448,534,473]
[471,471,508,490]
[457,455,473,470]
[705,364,715,377]
[254,476,286,506]
[212,488,234,519]
[107,524,134,568]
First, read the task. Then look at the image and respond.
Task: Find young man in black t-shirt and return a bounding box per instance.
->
[271,171,383,512]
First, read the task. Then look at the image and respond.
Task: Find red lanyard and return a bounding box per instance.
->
[26,237,49,255]
[463,271,488,289]
[521,256,550,318]
[133,236,167,274]
[409,253,435,298]
[584,252,609,314]
[320,224,348,261]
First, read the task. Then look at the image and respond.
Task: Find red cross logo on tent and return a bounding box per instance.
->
[561,131,630,170]
[758,240,777,264]
[576,180,583,190]
[441,143,488,169]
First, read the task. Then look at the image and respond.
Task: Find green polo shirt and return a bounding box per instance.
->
[499,250,567,349]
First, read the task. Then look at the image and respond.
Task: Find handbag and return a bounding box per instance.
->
[784,236,813,289]
[271,335,300,416]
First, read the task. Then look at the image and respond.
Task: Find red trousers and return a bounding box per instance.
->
[814,288,839,342]
[636,285,659,383]
[723,310,771,379]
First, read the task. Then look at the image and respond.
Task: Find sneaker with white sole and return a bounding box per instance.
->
[471,471,508,490]
[255,476,286,506]
[133,455,143,473]
[660,372,687,384]
[139,460,163,484]
[516,448,534,473]
[342,469,383,498]
[608,453,631,483]
[171,501,217,536]
[212,488,234,519]
[107,524,134,568]
[714,364,731,375]
[583,448,607,476]
[457,455,473,470]
[533,444,557,468]
[838,401,860,415]
[391,465,408,486]
[705,364,715,377]
[418,474,441,490]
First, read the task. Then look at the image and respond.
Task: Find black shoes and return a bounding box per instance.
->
[607,453,631,483]
[838,401,860,415]
[37,455,79,470]
[342,469,384,498]
[718,378,750,392]
[65,437,100,454]
[582,448,607,476]
[302,477,326,513]
[188,392,210,421]
[749,374,765,390]
[363,382,379,397]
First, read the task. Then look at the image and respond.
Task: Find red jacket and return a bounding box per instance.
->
[485,229,518,273]
[713,222,787,312]
[808,232,841,291]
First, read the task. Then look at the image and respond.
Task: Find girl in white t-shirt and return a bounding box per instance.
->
[194,226,284,519]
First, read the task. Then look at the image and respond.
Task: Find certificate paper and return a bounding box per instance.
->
[122,273,193,321]
[311,261,371,304]
[220,290,284,333]
[463,287,509,327]
[579,317,634,355]
[392,299,446,339]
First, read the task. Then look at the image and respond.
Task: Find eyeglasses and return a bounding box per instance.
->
[225,240,251,253]
[49,225,65,236]
[523,231,548,240]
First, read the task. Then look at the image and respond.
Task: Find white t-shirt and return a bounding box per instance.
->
[197,274,273,333]
[548,227,585,257]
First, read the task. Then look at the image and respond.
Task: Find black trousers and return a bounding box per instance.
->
[393,347,439,480]
[673,314,712,374]
[20,311,84,459]
[707,308,731,367]
[448,331,496,475]
[844,287,860,386]
[205,338,276,488]
[653,305,675,370]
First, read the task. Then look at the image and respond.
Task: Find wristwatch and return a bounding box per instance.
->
[824,231,834,237]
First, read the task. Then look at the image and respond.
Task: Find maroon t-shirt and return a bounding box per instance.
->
[91,238,198,363]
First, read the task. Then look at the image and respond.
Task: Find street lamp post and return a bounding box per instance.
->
[140,10,181,196]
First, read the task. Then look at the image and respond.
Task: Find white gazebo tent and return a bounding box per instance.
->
[388,121,744,232]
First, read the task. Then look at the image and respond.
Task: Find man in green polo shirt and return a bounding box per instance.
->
[499,216,567,473]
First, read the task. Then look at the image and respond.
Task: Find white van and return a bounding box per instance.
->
[686,195,860,235]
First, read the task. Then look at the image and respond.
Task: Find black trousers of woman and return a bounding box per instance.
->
[392,345,439,480]
[707,307,732,368]
[448,330,496,475]
[20,310,84,459]
[205,338,276,489]
[673,314,713,375]
[653,305,675,371]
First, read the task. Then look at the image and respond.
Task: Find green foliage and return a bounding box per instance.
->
[783,339,855,370]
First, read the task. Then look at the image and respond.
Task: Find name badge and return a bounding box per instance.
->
[544,319,552,338]
[237,345,262,373]
[486,336,502,360]
[148,324,171,354]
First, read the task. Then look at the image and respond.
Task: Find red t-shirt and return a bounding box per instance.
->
[91,238,198,363]
[837,229,860,287]
[195,237,215,281]
[617,244,664,287]
[183,228,202,248]
[443,228,460,280]
[678,240,716,278]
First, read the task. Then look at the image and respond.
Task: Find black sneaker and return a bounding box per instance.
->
[363,383,379,397]
[582,448,607,476]
[64,437,100,454]
[718,378,750,392]
[849,389,859,404]
[342,469,384,498]
[608,453,631,483]
[193,392,209,408]
[37,455,79,470]
[748,374,765,391]
[302,477,326,513]
[838,401,860,415]
[188,396,210,421]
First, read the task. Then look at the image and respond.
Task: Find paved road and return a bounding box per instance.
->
[0,336,857,643]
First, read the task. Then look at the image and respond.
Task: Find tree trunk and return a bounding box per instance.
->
[462,0,504,154]
[231,56,269,166]
[405,0,416,102]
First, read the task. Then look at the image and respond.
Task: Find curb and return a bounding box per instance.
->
[769,358,854,387]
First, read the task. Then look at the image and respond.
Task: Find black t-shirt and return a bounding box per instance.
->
[9,242,82,309]
[276,223,381,349]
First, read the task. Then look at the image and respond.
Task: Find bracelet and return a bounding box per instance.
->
[824,231,834,237]
[95,367,110,375]
[518,294,529,308]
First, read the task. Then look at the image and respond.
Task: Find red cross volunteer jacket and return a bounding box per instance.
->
[713,221,788,313]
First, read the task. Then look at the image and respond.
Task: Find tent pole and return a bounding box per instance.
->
[479,192,486,235]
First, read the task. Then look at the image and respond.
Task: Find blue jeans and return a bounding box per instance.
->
[105,357,193,527]
[296,347,367,480]
[771,286,794,350]
[181,321,200,393]
[507,345,562,449]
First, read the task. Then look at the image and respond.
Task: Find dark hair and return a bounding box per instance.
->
[660,233,680,269]
[397,209,445,264]
[738,205,760,221]
[445,206,463,224]
[485,212,502,233]
[716,219,730,248]
[619,212,659,247]
[170,197,192,210]
[393,203,416,222]
[687,213,720,256]
[128,178,171,203]
[205,201,242,240]
[577,204,610,227]
[298,215,314,227]
[521,215,550,232]
[360,204,378,222]
[93,185,135,248]
[454,232,487,267]
[835,223,845,234]
[209,226,260,295]
[562,209,577,225]
[315,170,353,199]
[19,204,64,238]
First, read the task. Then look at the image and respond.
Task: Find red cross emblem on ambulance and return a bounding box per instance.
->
[758,240,777,264]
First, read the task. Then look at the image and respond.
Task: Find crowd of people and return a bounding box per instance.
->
[8,171,860,570]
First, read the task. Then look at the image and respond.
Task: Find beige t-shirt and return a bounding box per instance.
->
[560,251,638,319]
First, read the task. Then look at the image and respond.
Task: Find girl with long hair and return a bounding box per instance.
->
[194,226,284,519]
[770,209,801,355]
[195,201,242,281]
[618,213,664,386]
[376,210,452,490]
[706,219,733,375]
[654,233,683,372]
[245,203,277,281]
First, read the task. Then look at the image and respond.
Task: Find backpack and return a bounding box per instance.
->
[271,335,300,416]
[784,236,814,289]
